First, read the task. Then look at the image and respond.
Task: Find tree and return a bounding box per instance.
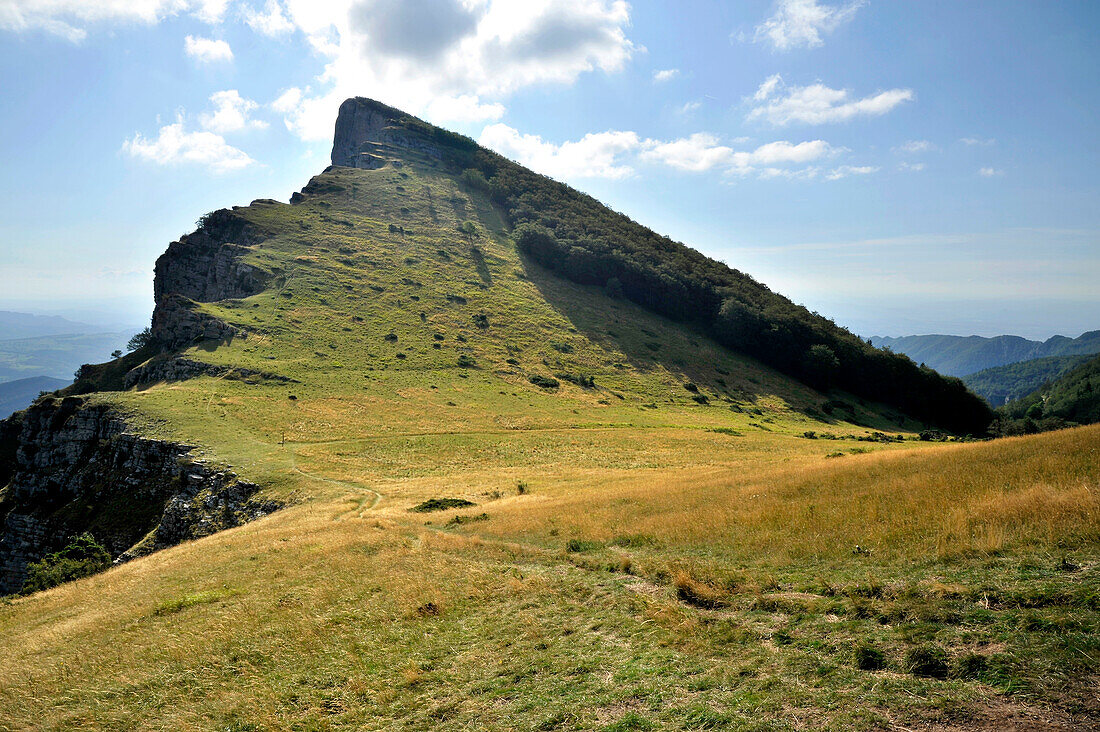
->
[127,327,153,352]
[111,349,123,359]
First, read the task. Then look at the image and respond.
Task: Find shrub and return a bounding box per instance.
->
[21,533,111,594]
[529,374,560,389]
[456,355,476,368]
[854,644,886,671]
[409,498,477,513]
[904,645,949,678]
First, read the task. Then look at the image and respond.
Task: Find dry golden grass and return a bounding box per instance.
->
[0,426,1097,730]
[474,425,1100,561]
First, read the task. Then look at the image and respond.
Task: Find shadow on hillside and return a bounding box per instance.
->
[516,256,774,406]
[514,255,913,430]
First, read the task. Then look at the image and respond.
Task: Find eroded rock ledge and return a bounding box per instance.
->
[0,397,281,594]
[124,355,296,389]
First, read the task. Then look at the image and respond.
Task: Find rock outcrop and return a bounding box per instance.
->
[153,209,269,304]
[0,397,280,594]
[124,355,295,389]
[330,97,445,169]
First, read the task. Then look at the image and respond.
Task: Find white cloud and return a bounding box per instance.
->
[479,123,640,180]
[653,68,679,83]
[641,133,733,172]
[123,119,255,173]
[898,161,925,172]
[979,167,1003,177]
[894,139,935,154]
[194,0,230,24]
[199,90,268,133]
[184,34,233,62]
[748,75,913,126]
[961,137,995,146]
[243,0,295,36]
[754,73,783,101]
[676,100,702,115]
[0,1,229,41]
[480,122,842,182]
[753,0,865,51]
[271,0,636,140]
[425,94,506,123]
[825,164,878,180]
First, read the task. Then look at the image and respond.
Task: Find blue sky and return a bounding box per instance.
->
[0,0,1097,338]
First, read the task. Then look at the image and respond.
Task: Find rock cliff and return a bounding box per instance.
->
[330,97,445,169]
[0,396,279,594]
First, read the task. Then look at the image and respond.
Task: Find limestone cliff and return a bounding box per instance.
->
[0,397,278,594]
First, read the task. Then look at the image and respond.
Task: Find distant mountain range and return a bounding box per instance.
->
[0,376,69,420]
[869,331,1100,377]
[0,331,135,383]
[0,311,100,340]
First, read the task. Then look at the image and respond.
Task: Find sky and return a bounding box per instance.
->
[0,0,1097,339]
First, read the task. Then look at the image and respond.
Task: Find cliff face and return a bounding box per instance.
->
[149,209,270,349]
[330,97,443,169]
[0,397,278,594]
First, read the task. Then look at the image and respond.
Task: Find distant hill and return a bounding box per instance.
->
[0,376,69,419]
[962,354,1094,406]
[869,331,1100,376]
[0,311,98,340]
[999,353,1100,429]
[0,332,134,383]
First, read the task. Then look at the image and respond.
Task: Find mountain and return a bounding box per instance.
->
[962,354,1094,406]
[0,95,990,593]
[0,376,69,419]
[0,311,98,340]
[0,331,136,382]
[869,331,1100,376]
[3,99,1095,729]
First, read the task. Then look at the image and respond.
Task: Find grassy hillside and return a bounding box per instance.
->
[962,354,1093,405]
[1,107,1095,729]
[871,331,1100,377]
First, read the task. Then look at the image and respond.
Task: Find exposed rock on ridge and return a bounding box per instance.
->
[0,397,280,594]
[331,97,444,169]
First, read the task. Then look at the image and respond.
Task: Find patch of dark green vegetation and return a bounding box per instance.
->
[445,512,489,527]
[528,374,560,389]
[992,353,1100,435]
[21,533,111,594]
[409,498,477,513]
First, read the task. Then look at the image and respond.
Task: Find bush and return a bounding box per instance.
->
[21,533,111,594]
[854,644,886,671]
[409,498,477,513]
[456,355,476,368]
[529,374,560,389]
[904,645,949,678]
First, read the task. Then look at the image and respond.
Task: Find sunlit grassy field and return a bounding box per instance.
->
[1,157,1096,730]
